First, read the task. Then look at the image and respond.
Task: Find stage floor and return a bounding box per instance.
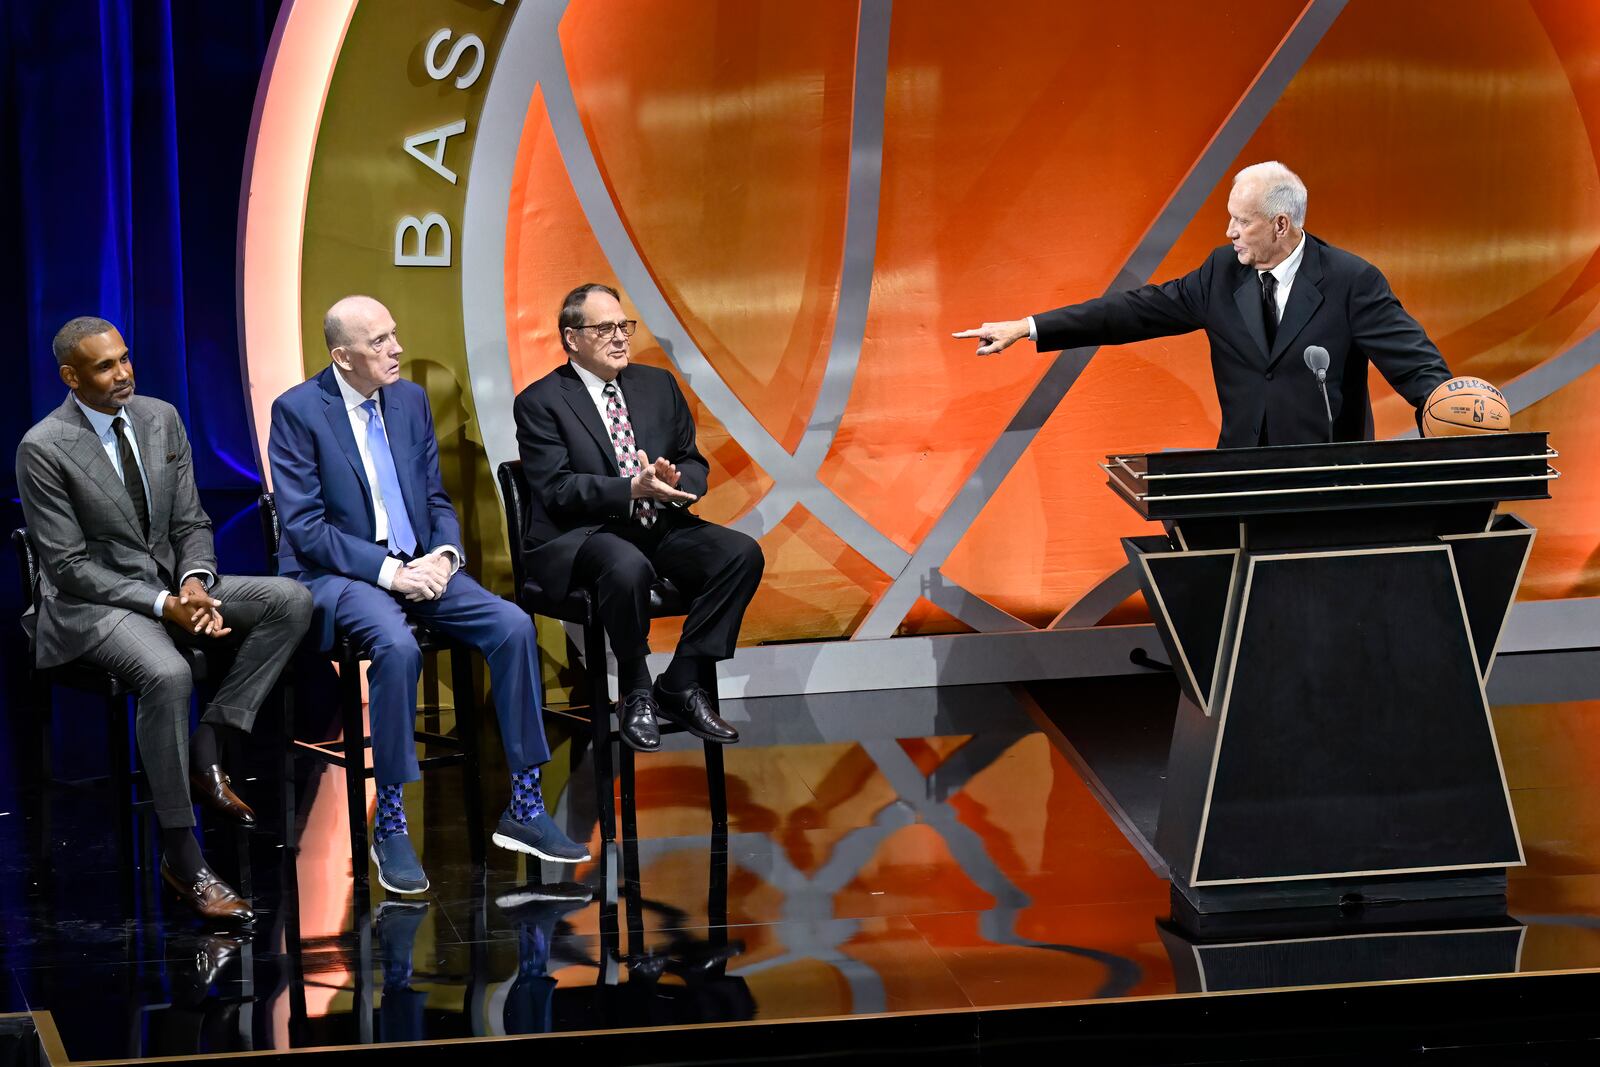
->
[3,670,1600,1062]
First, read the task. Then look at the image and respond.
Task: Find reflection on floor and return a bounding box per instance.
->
[2,675,1599,1060]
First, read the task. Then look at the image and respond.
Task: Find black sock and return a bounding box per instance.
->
[190,722,219,769]
[660,655,705,694]
[162,827,207,879]
[617,657,651,694]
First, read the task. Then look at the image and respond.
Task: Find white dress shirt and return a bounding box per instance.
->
[72,394,211,617]
[568,358,626,431]
[331,367,460,591]
[1025,231,1308,340]
[1258,231,1305,323]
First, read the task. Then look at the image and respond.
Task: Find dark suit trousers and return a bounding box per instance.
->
[77,575,313,829]
[571,514,764,667]
[331,572,551,788]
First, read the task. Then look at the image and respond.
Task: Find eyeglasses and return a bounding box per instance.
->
[570,320,638,340]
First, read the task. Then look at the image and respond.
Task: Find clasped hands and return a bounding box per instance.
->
[390,551,454,602]
[163,576,231,638]
[630,450,696,504]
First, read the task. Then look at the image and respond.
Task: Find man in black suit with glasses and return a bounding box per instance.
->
[512,283,764,753]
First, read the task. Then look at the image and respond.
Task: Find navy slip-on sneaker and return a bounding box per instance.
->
[370,834,430,894]
[491,810,591,863]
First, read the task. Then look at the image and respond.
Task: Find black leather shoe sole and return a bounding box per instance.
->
[619,725,661,752]
[658,711,738,745]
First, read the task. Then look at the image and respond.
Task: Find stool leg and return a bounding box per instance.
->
[584,604,617,843]
[452,646,486,866]
[279,667,299,850]
[704,741,728,835]
[340,653,369,888]
[619,745,638,842]
[112,695,137,904]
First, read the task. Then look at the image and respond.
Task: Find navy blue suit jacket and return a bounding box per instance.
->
[267,366,464,649]
[1033,234,1451,447]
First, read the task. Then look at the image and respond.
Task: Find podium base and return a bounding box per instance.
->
[1172,868,1507,915]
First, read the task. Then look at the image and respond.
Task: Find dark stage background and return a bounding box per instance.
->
[0,0,283,673]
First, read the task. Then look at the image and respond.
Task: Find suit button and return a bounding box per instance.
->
[1265,371,1274,381]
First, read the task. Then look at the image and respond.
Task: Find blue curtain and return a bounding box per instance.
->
[0,0,281,500]
[0,0,282,708]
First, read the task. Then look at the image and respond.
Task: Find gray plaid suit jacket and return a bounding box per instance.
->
[15,394,217,668]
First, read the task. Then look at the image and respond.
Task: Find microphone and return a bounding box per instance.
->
[1303,345,1333,442]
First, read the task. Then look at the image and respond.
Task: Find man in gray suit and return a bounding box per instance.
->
[16,316,311,923]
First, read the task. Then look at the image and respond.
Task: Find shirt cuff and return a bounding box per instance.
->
[427,545,463,574]
[378,556,401,591]
[1027,316,1038,342]
[180,569,214,589]
[153,591,168,618]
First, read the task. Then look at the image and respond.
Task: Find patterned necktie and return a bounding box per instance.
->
[602,382,656,527]
[359,399,418,555]
[1259,270,1279,348]
[112,417,150,539]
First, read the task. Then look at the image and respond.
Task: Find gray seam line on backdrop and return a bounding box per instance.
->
[464,0,1023,633]
[853,0,1352,640]
[732,0,891,537]
[467,3,961,599]
[1049,241,1600,629]
[532,2,917,575]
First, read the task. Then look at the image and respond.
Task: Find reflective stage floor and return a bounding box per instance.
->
[5,670,1600,1064]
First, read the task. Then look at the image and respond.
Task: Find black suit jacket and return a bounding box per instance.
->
[1032,234,1451,447]
[512,362,710,603]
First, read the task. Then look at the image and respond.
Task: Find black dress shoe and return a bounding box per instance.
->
[190,764,256,827]
[652,682,738,744]
[161,859,256,925]
[619,689,661,752]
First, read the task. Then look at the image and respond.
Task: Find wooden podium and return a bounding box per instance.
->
[1104,433,1558,912]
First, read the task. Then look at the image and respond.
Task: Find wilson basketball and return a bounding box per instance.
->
[1421,377,1510,437]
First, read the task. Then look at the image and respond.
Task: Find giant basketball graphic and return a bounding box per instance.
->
[242,0,1600,670]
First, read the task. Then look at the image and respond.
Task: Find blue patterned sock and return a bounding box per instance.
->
[508,765,545,824]
[373,783,408,844]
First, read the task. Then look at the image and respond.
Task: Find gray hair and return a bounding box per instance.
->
[1235,161,1307,227]
[52,316,118,365]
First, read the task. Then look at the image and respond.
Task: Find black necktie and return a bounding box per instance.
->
[1260,271,1278,349]
[112,417,150,538]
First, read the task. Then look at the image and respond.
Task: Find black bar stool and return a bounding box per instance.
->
[494,461,728,843]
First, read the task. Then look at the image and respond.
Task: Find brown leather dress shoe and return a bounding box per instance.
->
[190,764,256,827]
[161,860,256,924]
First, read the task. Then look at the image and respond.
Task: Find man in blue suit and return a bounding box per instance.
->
[267,295,586,893]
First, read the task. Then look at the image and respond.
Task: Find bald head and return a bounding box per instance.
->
[323,295,389,353]
[323,294,403,396]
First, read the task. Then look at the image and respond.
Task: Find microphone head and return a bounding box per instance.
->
[1303,345,1331,375]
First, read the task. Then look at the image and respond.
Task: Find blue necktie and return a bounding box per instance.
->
[360,399,418,556]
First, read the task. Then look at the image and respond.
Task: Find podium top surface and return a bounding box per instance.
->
[1104,432,1556,521]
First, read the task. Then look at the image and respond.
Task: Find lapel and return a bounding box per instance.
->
[317,368,377,516]
[1265,237,1325,371]
[558,364,621,474]
[126,401,168,535]
[54,397,145,538]
[1233,269,1272,364]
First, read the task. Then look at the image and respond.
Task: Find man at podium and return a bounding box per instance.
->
[954,161,1451,447]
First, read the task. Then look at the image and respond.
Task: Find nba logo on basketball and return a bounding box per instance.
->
[1422,377,1509,437]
